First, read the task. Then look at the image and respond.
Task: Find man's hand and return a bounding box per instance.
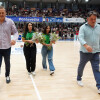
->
[11,40,16,45]
[84,44,93,52]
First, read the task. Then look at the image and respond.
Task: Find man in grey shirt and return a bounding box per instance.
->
[77,11,100,94]
[0,6,18,83]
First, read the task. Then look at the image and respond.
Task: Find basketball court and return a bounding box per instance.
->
[0,41,100,100]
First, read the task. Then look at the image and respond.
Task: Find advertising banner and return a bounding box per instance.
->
[63,18,85,23]
[7,16,43,22]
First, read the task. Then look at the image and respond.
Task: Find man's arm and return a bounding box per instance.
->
[79,26,92,52]
[10,20,18,45]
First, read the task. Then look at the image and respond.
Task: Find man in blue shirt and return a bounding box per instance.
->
[77,11,100,94]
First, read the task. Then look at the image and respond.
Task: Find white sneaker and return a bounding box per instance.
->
[43,68,47,71]
[28,72,31,75]
[6,76,11,83]
[77,80,84,87]
[98,88,100,94]
[50,71,54,75]
[31,71,36,76]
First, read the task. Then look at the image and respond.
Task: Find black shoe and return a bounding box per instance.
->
[6,76,11,84]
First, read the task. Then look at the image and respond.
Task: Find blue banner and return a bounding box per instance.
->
[6,16,43,22]
[63,18,85,23]
[45,17,63,22]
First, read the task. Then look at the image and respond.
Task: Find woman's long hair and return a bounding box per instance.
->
[43,26,51,35]
[23,22,35,38]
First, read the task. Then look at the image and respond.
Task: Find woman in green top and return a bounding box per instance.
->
[22,22,37,75]
[41,26,55,75]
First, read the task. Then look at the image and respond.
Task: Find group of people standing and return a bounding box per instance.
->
[0,6,55,84]
[22,22,55,76]
[0,5,100,94]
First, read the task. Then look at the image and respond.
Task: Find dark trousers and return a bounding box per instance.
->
[0,48,11,77]
[77,51,100,89]
[23,43,36,73]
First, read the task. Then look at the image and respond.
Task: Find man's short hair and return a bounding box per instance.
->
[0,6,5,9]
[87,11,98,17]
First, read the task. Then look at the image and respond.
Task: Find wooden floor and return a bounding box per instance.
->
[0,41,100,100]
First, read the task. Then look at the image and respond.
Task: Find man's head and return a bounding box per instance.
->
[87,11,97,27]
[0,6,6,22]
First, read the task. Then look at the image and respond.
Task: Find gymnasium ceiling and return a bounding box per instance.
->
[0,0,100,5]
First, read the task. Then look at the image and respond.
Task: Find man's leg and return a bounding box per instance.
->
[77,51,90,80]
[4,48,11,83]
[3,48,11,77]
[0,49,3,74]
[90,53,100,90]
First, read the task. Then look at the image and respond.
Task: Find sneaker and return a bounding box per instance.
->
[28,72,31,75]
[77,80,84,87]
[6,76,11,84]
[98,88,100,94]
[43,68,47,71]
[31,71,36,76]
[50,71,54,75]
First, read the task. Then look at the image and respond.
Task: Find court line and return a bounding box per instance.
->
[22,53,42,100]
[30,75,42,100]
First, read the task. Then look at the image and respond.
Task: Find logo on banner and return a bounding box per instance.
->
[19,18,40,22]
[46,17,63,22]
[50,18,55,22]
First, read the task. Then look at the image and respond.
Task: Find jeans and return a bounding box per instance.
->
[0,47,11,77]
[41,46,55,71]
[77,51,100,89]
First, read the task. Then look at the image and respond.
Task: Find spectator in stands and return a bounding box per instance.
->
[0,6,18,83]
[22,22,38,76]
[76,11,100,94]
[41,26,55,75]
[74,29,79,41]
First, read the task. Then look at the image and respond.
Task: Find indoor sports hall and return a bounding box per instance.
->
[0,0,100,100]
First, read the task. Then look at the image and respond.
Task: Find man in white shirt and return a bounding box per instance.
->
[0,6,18,83]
